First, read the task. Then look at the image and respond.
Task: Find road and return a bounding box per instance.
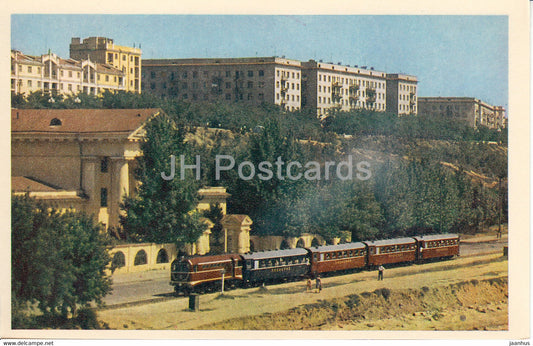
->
[102,237,507,307]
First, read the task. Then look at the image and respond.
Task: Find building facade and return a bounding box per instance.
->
[417,97,506,129]
[142,57,302,111]
[142,56,417,116]
[70,37,142,93]
[386,73,419,115]
[301,60,388,116]
[11,108,161,229]
[11,50,126,97]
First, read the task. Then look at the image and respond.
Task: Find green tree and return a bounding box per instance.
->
[11,195,111,320]
[120,113,208,246]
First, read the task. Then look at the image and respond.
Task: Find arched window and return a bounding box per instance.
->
[134,250,147,266]
[49,118,62,126]
[111,251,126,269]
[156,249,169,263]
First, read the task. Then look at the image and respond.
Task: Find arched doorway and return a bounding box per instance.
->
[156,249,169,263]
[296,238,305,248]
[311,238,320,247]
[280,239,290,250]
[134,249,147,266]
[249,240,255,253]
[111,251,126,271]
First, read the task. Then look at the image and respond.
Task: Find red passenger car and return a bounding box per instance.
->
[170,254,243,294]
[364,237,417,267]
[309,242,367,276]
[413,233,460,261]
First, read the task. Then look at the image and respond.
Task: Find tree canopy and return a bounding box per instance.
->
[120,112,208,246]
[12,195,112,320]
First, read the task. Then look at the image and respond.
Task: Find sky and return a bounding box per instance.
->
[11,15,508,108]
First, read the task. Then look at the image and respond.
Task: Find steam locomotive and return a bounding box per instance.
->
[170,233,459,295]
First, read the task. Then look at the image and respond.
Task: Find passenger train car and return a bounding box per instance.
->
[170,233,460,295]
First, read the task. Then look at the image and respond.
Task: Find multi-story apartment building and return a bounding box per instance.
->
[143,56,418,117]
[142,57,302,111]
[417,97,506,129]
[11,50,126,97]
[301,60,388,116]
[70,37,141,93]
[386,74,419,115]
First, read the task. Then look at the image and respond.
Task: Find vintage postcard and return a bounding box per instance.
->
[2,0,530,344]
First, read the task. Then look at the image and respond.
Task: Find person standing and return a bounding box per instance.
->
[306,278,312,292]
[315,276,322,293]
[378,265,385,281]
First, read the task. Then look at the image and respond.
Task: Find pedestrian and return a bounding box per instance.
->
[316,276,322,293]
[306,278,312,292]
[378,265,384,281]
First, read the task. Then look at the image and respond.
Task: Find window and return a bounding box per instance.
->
[27,66,32,73]
[259,70,264,76]
[49,118,62,126]
[100,188,108,207]
[247,81,253,88]
[193,71,198,78]
[226,71,230,77]
[225,82,231,89]
[150,71,156,79]
[122,55,126,61]
[27,80,32,87]
[248,70,253,77]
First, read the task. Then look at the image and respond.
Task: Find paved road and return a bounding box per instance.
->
[103,238,507,307]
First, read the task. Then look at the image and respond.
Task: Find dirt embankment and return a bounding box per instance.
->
[198,278,508,331]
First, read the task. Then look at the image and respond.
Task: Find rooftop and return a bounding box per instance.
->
[11,108,160,135]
